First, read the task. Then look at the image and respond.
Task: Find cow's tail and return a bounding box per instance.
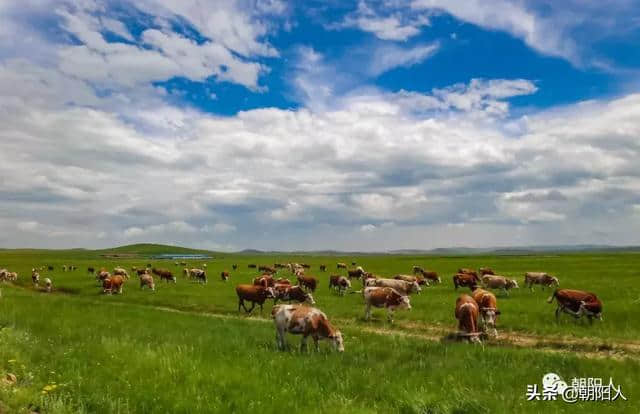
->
[547,289,558,304]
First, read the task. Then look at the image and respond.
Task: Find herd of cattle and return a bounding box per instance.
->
[0,261,603,352]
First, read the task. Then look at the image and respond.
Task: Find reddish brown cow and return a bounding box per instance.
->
[547,289,602,322]
[273,284,315,305]
[103,275,125,294]
[236,284,275,313]
[471,287,500,336]
[363,287,411,322]
[418,270,440,284]
[297,275,318,292]
[455,294,482,343]
[152,268,175,283]
[347,268,364,280]
[453,273,479,290]
[220,271,230,281]
[328,275,351,295]
[458,268,478,278]
[253,275,275,288]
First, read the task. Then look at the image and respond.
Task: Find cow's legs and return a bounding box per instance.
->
[276,327,286,350]
[313,335,320,352]
[364,304,371,320]
[300,335,308,352]
[387,308,394,323]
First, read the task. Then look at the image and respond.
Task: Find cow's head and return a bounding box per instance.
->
[265,287,276,299]
[331,330,344,352]
[549,276,559,286]
[481,308,499,337]
[398,294,412,310]
[410,281,421,294]
[506,279,519,289]
[343,278,352,289]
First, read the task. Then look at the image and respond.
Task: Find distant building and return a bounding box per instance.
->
[150,254,212,260]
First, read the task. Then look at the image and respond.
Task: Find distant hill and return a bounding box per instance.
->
[96,243,215,256]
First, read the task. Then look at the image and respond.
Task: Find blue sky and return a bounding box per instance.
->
[1,0,640,251]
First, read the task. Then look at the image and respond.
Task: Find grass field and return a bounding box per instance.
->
[0,245,639,413]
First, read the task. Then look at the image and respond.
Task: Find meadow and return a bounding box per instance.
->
[0,245,639,413]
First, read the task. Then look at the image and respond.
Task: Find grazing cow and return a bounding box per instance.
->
[481,275,519,296]
[363,287,411,322]
[248,264,257,269]
[220,271,230,281]
[336,263,347,269]
[0,269,7,281]
[44,278,52,293]
[319,265,327,272]
[296,275,318,292]
[153,268,176,283]
[347,268,365,280]
[31,269,40,285]
[455,294,482,343]
[479,267,495,276]
[113,267,129,279]
[235,284,275,313]
[103,275,124,294]
[453,273,479,290]
[253,275,275,288]
[139,274,155,291]
[87,267,95,274]
[458,268,478,278]
[188,269,206,284]
[418,270,441,284]
[524,272,559,291]
[232,264,238,270]
[97,270,110,284]
[136,268,148,277]
[5,272,17,282]
[273,285,315,305]
[471,287,500,337]
[412,266,424,274]
[273,305,344,352]
[328,275,351,295]
[365,278,421,295]
[547,289,602,322]
[394,274,424,285]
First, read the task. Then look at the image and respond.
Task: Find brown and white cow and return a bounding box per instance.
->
[452,273,478,290]
[394,274,429,287]
[272,305,344,352]
[297,275,318,292]
[524,272,559,291]
[32,269,40,285]
[455,294,482,343]
[328,275,351,295]
[140,274,155,291]
[259,265,277,274]
[153,268,177,283]
[5,272,17,282]
[0,269,7,281]
[235,284,275,313]
[418,270,440,284]
[363,287,411,322]
[458,268,478,278]
[136,268,149,277]
[478,267,495,276]
[366,278,421,295]
[44,278,52,293]
[103,275,125,294]
[96,270,110,284]
[547,289,602,322]
[253,274,275,288]
[412,265,424,274]
[481,275,519,296]
[113,267,129,279]
[273,284,315,305]
[471,287,500,337]
[188,268,206,284]
[347,268,365,280]
[220,271,230,282]
[336,262,347,269]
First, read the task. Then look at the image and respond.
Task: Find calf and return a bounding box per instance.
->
[366,278,421,295]
[418,270,440,284]
[471,287,500,337]
[481,275,519,296]
[453,273,479,290]
[363,287,411,322]
[524,272,559,291]
[547,289,602,322]
[236,284,275,313]
[273,284,315,305]
[220,271,230,281]
[297,275,318,292]
[455,294,482,343]
[103,275,124,294]
[140,274,155,291]
[272,305,344,352]
[328,275,351,295]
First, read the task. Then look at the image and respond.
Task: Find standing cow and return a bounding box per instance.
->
[455,294,482,343]
[220,271,230,281]
[297,275,318,292]
[471,287,500,337]
[273,284,315,305]
[481,275,519,296]
[453,273,479,290]
[236,284,275,313]
[524,272,559,291]
[365,278,421,295]
[547,289,602,323]
[363,287,411,323]
[328,275,351,295]
[272,304,344,352]
[140,274,155,291]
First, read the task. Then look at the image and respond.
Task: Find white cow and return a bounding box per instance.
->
[272,304,344,352]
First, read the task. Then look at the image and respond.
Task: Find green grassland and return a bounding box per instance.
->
[0,246,639,413]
